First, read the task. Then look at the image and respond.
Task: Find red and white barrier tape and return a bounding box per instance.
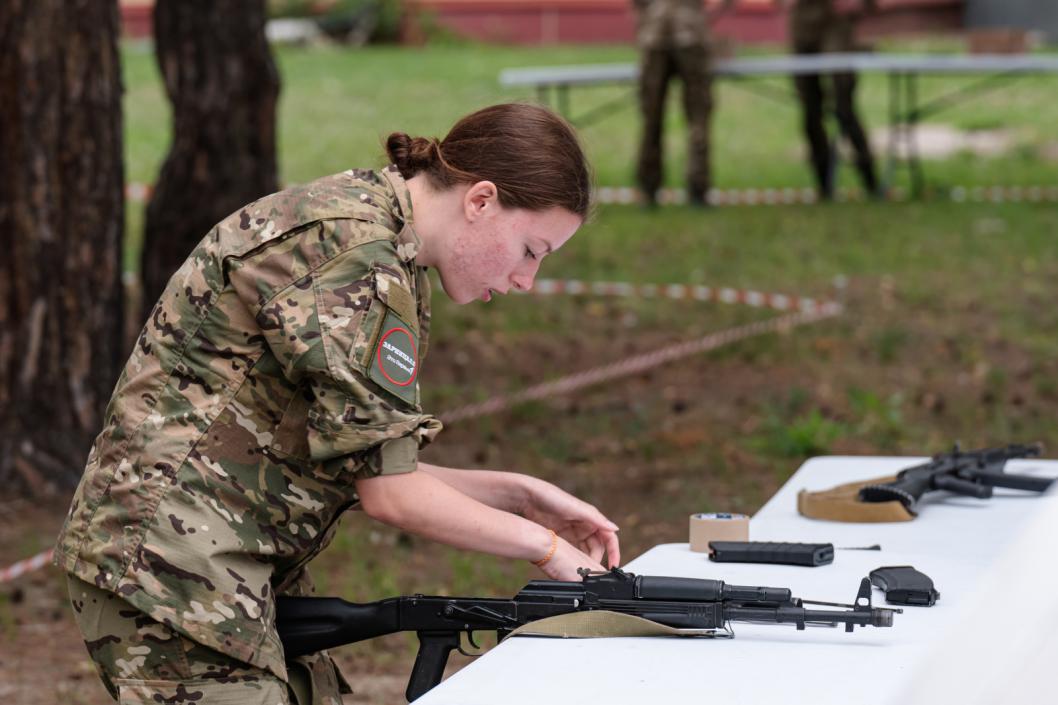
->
[440,305,841,424]
[597,186,822,206]
[947,185,1058,204]
[126,182,154,202]
[0,548,54,583]
[524,279,838,315]
[594,184,1058,206]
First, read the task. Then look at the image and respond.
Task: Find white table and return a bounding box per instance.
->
[499,54,1058,87]
[501,53,1058,197]
[415,455,1058,705]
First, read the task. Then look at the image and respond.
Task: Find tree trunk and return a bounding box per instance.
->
[0,0,125,493]
[140,0,280,320]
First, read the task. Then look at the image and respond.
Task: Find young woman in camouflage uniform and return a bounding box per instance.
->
[56,103,620,705]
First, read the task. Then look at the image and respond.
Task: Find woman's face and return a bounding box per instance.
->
[435,182,581,305]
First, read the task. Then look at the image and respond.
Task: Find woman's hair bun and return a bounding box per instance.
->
[383,104,592,218]
[386,132,439,177]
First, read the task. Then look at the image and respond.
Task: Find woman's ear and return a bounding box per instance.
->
[463,180,498,222]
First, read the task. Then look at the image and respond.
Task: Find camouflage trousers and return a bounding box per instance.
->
[66,574,349,705]
[636,44,714,204]
[792,36,880,199]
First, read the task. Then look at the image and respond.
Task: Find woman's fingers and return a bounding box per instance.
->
[554,520,620,568]
[584,532,605,563]
[538,537,605,581]
[601,530,621,568]
[576,500,619,533]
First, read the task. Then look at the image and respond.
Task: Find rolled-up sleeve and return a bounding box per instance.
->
[230,223,442,478]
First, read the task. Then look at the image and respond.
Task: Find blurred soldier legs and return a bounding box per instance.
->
[794,43,879,200]
[831,71,879,196]
[637,45,714,206]
[794,70,834,197]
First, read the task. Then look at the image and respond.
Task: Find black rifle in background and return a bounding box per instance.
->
[859,442,1053,515]
[276,568,896,702]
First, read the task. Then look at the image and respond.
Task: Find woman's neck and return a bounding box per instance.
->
[405,174,452,268]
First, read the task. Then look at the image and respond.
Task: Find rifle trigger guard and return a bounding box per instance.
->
[458,631,485,658]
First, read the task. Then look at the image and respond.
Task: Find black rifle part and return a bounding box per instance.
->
[869,566,940,607]
[275,568,897,702]
[708,541,835,567]
[858,442,1052,514]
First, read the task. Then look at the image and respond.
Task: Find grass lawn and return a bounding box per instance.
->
[115,37,1058,679]
[122,38,1058,267]
[123,39,1058,188]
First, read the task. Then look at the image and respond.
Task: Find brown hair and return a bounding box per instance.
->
[385,103,592,219]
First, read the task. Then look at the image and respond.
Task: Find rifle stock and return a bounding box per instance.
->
[275,596,402,659]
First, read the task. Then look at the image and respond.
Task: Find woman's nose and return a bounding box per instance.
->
[511,259,540,292]
[511,272,534,292]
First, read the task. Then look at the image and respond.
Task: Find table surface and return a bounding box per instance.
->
[499,53,1058,86]
[415,455,1058,705]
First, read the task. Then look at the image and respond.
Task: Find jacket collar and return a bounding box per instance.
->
[381,166,421,264]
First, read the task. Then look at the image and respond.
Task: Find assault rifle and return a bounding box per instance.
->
[276,567,897,701]
[858,442,1053,515]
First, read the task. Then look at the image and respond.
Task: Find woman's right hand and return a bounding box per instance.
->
[535,535,607,582]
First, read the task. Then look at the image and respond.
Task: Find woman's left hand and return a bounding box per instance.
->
[519,477,621,569]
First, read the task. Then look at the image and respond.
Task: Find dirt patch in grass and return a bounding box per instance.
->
[870,123,1016,160]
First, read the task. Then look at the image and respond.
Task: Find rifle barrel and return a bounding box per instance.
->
[724,603,892,629]
[975,472,1055,492]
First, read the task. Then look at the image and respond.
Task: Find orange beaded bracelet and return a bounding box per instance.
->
[532,529,558,567]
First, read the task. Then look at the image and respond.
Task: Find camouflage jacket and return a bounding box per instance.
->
[789,0,875,51]
[55,166,442,680]
[633,0,711,49]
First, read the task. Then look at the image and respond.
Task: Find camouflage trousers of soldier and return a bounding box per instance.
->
[792,40,880,200]
[67,575,349,705]
[636,45,714,205]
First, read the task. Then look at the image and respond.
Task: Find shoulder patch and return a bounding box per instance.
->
[368,309,419,405]
[372,263,418,324]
